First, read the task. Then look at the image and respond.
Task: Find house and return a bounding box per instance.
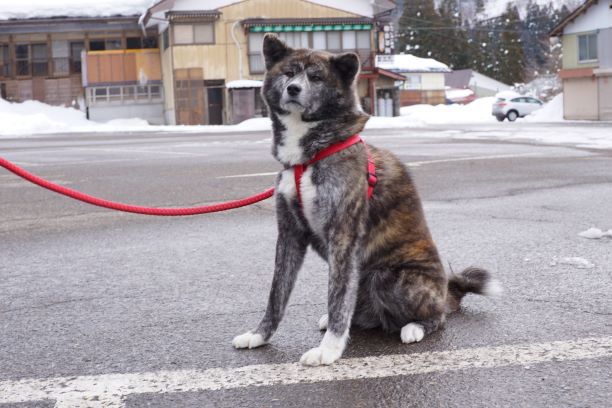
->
[445,69,511,98]
[0,3,164,124]
[141,0,398,125]
[550,0,612,121]
[375,54,450,106]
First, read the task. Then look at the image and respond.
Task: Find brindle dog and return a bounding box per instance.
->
[233,34,500,366]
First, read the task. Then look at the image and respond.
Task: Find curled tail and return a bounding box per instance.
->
[446,267,502,312]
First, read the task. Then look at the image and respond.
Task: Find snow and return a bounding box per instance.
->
[480,0,581,19]
[523,94,564,122]
[1,96,611,151]
[550,257,595,269]
[445,88,475,101]
[226,80,263,89]
[578,228,612,239]
[495,90,522,100]
[0,0,153,20]
[376,54,451,73]
[469,71,511,93]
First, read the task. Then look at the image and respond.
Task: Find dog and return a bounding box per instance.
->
[232,33,500,366]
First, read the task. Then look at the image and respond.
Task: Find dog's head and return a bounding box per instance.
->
[261,33,362,121]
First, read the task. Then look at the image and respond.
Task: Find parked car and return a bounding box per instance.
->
[492,96,543,121]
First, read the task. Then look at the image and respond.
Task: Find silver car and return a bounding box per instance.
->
[492,96,543,122]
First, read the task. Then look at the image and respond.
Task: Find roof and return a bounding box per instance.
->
[445,69,473,88]
[143,0,395,27]
[550,0,598,37]
[375,54,451,73]
[0,0,152,21]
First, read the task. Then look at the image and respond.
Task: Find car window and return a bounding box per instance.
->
[511,98,522,102]
[496,98,506,102]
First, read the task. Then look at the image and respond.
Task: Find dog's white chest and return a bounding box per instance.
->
[276,113,318,165]
[278,167,324,237]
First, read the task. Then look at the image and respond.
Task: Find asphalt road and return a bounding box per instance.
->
[1,124,611,407]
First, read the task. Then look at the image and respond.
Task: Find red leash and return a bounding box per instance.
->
[0,157,275,216]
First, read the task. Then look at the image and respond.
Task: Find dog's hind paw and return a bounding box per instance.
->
[318,314,328,331]
[299,346,341,366]
[400,323,425,344]
[232,331,266,349]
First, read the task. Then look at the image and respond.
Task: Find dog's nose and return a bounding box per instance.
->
[287,84,301,96]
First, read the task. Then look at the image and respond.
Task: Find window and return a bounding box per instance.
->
[313,32,326,50]
[578,33,597,62]
[52,41,70,76]
[31,44,48,76]
[278,32,308,48]
[194,24,214,43]
[15,44,30,76]
[0,44,10,77]
[89,38,122,51]
[174,23,215,45]
[248,33,265,74]
[162,29,169,50]
[70,42,84,73]
[87,84,163,105]
[342,31,356,50]
[356,31,371,50]
[327,32,341,52]
[143,36,158,49]
[126,37,142,49]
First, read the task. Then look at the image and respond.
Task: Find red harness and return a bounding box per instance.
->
[293,134,377,207]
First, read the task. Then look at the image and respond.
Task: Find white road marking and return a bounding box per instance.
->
[1,337,610,407]
[219,171,278,179]
[406,152,542,167]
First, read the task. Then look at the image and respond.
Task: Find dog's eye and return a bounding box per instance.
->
[284,71,294,78]
[309,75,323,82]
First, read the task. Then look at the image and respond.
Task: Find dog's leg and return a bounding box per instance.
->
[300,223,361,366]
[233,198,309,349]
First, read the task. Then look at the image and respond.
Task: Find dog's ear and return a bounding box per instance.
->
[331,52,360,86]
[263,33,292,71]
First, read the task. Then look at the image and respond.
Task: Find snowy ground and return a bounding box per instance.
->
[1,94,611,149]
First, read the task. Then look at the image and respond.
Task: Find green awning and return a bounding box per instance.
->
[250,24,372,33]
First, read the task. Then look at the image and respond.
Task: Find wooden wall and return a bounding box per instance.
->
[85,49,161,85]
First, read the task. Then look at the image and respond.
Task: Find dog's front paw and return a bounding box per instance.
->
[232,331,266,349]
[299,346,341,366]
[318,314,328,331]
[400,323,425,344]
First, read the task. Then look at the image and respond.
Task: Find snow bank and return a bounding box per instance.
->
[396,97,497,125]
[550,257,595,269]
[226,80,263,89]
[524,93,564,122]
[0,0,152,20]
[376,54,450,73]
[578,227,612,239]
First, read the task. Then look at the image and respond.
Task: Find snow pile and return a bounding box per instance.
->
[524,93,564,122]
[226,80,263,89]
[550,257,595,269]
[445,88,475,103]
[396,97,497,125]
[0,0,153,20]
[578,227,612,239]
[0,98,148,135]
[376,54,451,73]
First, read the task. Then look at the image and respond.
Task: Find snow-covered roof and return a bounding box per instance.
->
[469,71,511,92]
[143,0,395,27]
[0,0,153,21]
[375,54,451,73]
[226,80,263,89]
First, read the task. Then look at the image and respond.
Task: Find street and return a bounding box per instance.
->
[1,123,611,407]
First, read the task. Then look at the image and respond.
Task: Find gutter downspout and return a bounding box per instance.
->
[231,20,244,80]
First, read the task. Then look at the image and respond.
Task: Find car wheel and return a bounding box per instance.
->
[507,110,518,122]
[496,115,505,122]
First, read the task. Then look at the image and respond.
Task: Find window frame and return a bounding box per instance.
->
[0,44,11,78]
[578,32,598,63]
[173,23,215,45]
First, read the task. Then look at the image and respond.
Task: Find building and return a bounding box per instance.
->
[0,8,164,124]
[445,69,511,98]
[550,0,612,121]
[141,0,398,125]
[375,54,450,106]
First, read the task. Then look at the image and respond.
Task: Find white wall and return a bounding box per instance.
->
[564,1,612,34]
[89,103,165,125]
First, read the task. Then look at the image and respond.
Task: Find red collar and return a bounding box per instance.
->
[293,134,376,207]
